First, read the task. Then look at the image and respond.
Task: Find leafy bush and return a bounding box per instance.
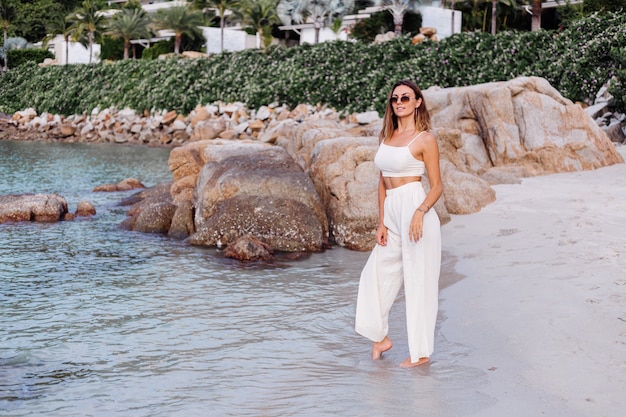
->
[141,40,174,60]
[6,48,54,68]
[0,12,625,116]
[349,11,422,43]
[101,37,125,61]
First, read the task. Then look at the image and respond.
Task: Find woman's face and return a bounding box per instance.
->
[390,85,421,117]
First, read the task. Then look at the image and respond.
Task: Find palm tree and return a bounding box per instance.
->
[372,0,417,36]
[106,8,152,59]
[277,0,353,44]
[152,5,204,54]
[0,0,16,70]
[237,0,280,49]
[68,0,108,64]
[0,0,15,45]
[44,13,75,65]
[194,0,240,53]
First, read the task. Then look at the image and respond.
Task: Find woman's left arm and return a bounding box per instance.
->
[420,132,442,211]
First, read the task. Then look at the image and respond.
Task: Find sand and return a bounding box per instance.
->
[438,146,626,417]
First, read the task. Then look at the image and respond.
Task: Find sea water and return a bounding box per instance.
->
[0,140,492,416]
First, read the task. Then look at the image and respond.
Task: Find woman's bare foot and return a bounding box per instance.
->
[371,337,393,360]
[399,357,430,368]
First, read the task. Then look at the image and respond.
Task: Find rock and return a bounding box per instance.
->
[276,121,349,171]
[182,50,206,59]
[188,141,328,252]
[120,183,175,233]
[439,160,496,214]
[602,120,625,143]
[249,119,265,131]
[190,106,211,126]
[256,106,272,121]
[374,31,395,44]
[0,193,68,223]
[308,136,380,250]
[171,119,187,131]
[162,110,177,125]
[75,200,96,216]
[425,76,623,176]
[355,111,380,125]
[60,124,76,137]
[585,102,610,119]
[93,178,146,192]
[223,235,274,261]
[168,199,195,239]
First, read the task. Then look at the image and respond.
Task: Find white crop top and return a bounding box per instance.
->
[374,132,426,177]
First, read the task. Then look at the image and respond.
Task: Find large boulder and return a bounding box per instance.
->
[188,141,328,252]
[425,76,623,176]
[0,193,68,223]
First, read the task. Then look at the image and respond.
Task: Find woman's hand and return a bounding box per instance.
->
[409,210,425,242]
[376,224,388,246]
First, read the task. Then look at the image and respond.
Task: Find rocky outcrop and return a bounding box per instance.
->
[187,141,328,252]
[0,193,68,223]
[426,77,624,178]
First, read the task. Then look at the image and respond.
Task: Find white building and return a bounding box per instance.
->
[47,35,101,64]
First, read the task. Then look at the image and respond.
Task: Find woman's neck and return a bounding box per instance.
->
[396,119,417,134]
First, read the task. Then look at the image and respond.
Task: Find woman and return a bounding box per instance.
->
[355,80,442,368]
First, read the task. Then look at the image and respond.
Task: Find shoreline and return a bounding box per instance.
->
[438,146,626,416]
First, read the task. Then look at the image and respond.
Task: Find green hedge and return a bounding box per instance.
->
[0,12,625,116]
[5,48,54,69]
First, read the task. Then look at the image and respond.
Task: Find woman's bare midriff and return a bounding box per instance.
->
[383,176,422,189]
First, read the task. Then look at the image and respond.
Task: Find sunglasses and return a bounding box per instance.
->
[389,96,415,105]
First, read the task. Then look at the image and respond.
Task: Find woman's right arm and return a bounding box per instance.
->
[376,173,388,246]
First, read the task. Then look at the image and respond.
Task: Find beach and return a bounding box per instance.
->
[438,146,626,416]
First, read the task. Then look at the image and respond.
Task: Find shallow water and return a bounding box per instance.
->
[0,140,493,416]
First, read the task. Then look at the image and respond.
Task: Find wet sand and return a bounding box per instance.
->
[438,145,626,416]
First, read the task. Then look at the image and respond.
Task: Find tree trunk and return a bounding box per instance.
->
[88,31,93,64]
[531,0,542,31]
[220,16,224,53]
[175,34,181,54]
[124,40,129,60]
[491,0,497,35]
[3,29,8,70]
[314,19,321,44]
[65,35,69,65]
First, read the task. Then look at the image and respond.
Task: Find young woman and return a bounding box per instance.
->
[355,80,442,367]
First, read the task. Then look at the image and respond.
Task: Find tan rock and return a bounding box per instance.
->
[189,141,328,252]
[162,110,177,125]
[420,27,437,36]
[75,200,96,216]
[249,119,265,130]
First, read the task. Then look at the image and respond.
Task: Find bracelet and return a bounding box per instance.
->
[417,207,426,213]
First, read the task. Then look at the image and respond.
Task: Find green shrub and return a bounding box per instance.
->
[141,40,175,60]
[101,37,125,61]
[0,12,625,116]
[349,11,422,43]
[6,48,54,68]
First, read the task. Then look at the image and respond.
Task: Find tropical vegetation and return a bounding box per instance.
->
[0,11,624,117]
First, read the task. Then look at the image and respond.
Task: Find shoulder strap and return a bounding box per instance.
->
[406,131,426,147]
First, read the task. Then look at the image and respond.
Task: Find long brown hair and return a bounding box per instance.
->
[380,80,431,143]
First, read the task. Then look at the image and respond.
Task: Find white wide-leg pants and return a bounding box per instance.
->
[355,181,441,362]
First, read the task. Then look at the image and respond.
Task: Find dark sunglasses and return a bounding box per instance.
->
[389,96,415,105]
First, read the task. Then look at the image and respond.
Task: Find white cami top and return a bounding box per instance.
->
[374,131,426,177]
